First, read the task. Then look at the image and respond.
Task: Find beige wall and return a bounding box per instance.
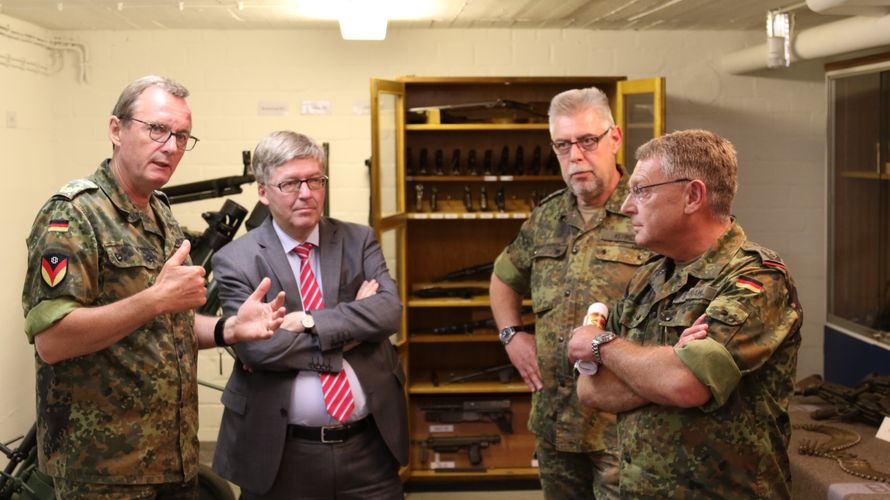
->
[0,19,826,445]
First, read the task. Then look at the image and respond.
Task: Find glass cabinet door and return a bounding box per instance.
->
[616,77,665,171]
[827,63,890,343]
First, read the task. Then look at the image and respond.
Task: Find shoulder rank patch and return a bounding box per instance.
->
[736,275,763,294]
[763,260,786,270]
[48,219,69,232]
[41,254,68,288]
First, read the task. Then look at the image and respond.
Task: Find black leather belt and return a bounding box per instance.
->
[287,417,370,444]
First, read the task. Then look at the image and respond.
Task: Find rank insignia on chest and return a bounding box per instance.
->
[41,254,68,288]
[48,219,69,232]
[736,276,763,294]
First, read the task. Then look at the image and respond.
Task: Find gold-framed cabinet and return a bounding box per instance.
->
[369,76,664,483]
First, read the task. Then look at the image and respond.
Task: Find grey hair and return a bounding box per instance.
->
[252,131,326,184]
[548,87,615,136]
[635,129,738,219]
[111,75,189,119]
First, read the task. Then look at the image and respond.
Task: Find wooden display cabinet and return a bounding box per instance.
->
[369,76,664,482]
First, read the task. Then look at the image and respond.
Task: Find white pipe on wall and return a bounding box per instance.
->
[720,13,890,74]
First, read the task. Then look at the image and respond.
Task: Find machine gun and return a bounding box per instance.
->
[432,262,494,282]
[421,400,513,433]
[796,373,890,426]
[418,435,501,466]
[0,424,53,500]
[161,151,255,205]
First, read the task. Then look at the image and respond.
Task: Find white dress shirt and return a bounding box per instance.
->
[272,220,369,426]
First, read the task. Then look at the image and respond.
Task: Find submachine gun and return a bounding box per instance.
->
[796,373,890,427]
[421,400,513,433]
[418,435,502,466]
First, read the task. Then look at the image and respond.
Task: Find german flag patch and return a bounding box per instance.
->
[736,276,763,294]
[48,219,69,232]
[41,254,68,288]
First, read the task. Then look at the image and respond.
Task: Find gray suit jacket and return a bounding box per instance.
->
[210,216,407,495]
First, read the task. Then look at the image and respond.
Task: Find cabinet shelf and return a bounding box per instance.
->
[407,123,549,131]
[406,175,561,182]
[840,170,890,180]
[409,467,539,480]
[409,380,531,395]
[407,212,529,220]
[408,298,533,308]
[410,333,499,343]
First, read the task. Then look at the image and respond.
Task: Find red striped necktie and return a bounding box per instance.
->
[294,242,355,423]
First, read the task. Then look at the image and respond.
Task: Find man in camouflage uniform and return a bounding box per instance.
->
[21,75,286,498]
[490,87,652,499]
[569,129,802,498]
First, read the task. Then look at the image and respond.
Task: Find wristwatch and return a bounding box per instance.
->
[301,313,316,333]
[499,325,522,346]
[591,331,617,365]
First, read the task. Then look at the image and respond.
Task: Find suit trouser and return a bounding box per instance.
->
[241,419,402,500]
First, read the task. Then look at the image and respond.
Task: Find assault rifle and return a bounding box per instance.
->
[421,400,513,433]
[796,373,890,426]
[432,262,494,282]
[418,435,501,466]
[161,151,255,205]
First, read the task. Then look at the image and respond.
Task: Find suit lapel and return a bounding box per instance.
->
[318,218,341,307]
[256,218,304,311]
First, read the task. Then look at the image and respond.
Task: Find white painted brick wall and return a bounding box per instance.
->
[1,20,828,444]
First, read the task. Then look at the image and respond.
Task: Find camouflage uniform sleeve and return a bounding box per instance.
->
[492,212,539,295]
[674,267,799,411]
[22,199,100,342]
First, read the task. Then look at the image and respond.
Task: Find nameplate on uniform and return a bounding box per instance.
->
[673,286,719,303]
[600,230,636,243]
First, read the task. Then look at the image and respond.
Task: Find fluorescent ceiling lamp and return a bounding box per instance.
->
[339,6,387,40]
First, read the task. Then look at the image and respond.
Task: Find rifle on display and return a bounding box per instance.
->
[412,287,489,299]
[445,363,517,385]
[432,262,494,282]
[418,435,502,466]
[796,373,890,426]
[421,400,514,433]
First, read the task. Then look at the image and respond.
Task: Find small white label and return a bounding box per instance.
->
[352,101,370,115]
[430,213,445,219]
[479,213,494,219]
[257,101,289,116]
[483,175,498,182]
[495,213,511,219]
[827,482,890,499]
[301,100,331,115]
[460,213,476,219]
[512,212,528,219]
[499,175,514,181]
[431,459,456,470]
[877,416,890,443]
[444,213,459,219]
[429,424,454,433]
[413,213,429,219]
[531,457,539,467]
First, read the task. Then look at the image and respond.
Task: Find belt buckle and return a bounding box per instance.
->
[320,425,344,444]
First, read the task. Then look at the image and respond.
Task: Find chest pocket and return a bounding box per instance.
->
[530,242,567,315]
[594,244,651,266]
[102,242,162,298]
[105,242,162,270]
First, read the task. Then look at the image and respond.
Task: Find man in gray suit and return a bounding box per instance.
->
[211,130,407,499]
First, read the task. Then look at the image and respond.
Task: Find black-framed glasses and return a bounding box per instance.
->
[125,117,199,151]
[628,178,692,201]
[551,126,612,156]
[269,176,329,193]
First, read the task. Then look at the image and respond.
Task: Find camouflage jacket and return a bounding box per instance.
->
[21,160,198,484]
[494,172,652,452]
[606,222,802,499]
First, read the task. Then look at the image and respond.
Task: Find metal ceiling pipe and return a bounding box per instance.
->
[807,0,890,17]
[720,13,890,74]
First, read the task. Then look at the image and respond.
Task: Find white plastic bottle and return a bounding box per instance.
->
[575,302,608,375]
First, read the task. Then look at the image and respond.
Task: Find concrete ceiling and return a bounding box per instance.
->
[0,0,847,32]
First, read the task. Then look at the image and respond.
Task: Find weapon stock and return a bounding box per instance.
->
[432,262,494,282]
[446,363,517,385]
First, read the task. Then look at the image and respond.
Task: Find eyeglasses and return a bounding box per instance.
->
[628,178,691,201]
[125,117,199,151]
[551,127,612,156]
[269,176,329,193]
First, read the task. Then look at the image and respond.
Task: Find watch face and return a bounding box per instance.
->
[301,314,315,329]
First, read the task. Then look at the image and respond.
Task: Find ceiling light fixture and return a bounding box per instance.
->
[237,1,244,11]
[766,9,793,68]
[57,2,63,12]
[117,2,124,11]
[179,1,184,11]
[338,0,387,40]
